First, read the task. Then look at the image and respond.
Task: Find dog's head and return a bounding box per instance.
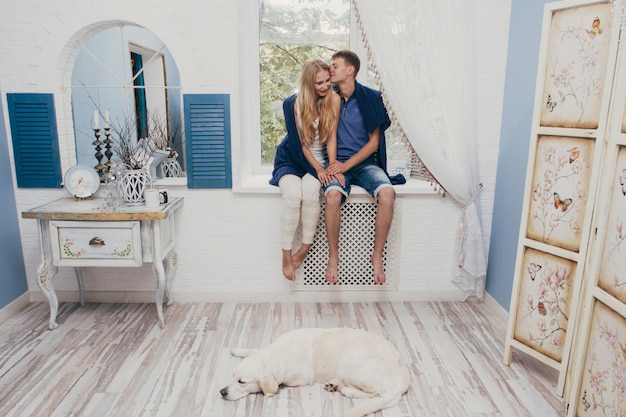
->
[220,352,280,400]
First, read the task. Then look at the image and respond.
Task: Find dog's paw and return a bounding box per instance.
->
[324,383,338,392]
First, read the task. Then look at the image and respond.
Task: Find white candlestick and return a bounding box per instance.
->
[104,110,110,129]
[92,110,99,130]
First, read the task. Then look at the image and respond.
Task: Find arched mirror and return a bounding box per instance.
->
[71,23,184,180]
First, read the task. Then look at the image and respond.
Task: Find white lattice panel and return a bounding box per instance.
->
[294,200,398,289]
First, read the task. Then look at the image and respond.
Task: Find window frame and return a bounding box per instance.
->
[235,0,366,190]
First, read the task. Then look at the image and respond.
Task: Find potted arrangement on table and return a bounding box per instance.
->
[110,114,168,205]
[103,108,182,204]
[113,139,153,205]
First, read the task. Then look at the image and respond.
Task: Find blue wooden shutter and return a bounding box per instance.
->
[184,94,232,188]
[7,93,62,188]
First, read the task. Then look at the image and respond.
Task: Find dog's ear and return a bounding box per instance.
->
[230,348,258,358]
[259,374,279,397]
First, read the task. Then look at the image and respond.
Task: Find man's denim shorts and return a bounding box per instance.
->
[323,162,393,200]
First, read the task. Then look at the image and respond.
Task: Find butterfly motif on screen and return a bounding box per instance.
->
[527,263,542,281]
[546,94,557,112]
[586,16,604,37]
[553,192,573,212]
[567,147,580,163]
[620,169,626,196]
[537,302,547,316]
[582,389,591,411]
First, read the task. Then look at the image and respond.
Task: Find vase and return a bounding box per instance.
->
[161,157,182,177]
[119,169,152,205]
[147,149,170,180]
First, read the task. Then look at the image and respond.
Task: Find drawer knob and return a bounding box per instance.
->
[89,236,106,246]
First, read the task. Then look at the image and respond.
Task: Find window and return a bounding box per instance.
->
[259,0,350,165]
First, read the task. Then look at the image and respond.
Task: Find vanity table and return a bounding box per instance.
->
[22,197,184,329]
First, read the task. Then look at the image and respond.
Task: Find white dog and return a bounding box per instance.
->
[220,327,410,417]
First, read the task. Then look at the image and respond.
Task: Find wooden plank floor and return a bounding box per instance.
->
[0,300,567,417]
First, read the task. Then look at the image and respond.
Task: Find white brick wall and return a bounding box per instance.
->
[2,0,511,303]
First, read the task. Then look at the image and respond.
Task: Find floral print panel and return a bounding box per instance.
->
[575,300,626,416]
[598,146,626,304]
[527,135,594,252]
[514,247,577,362]
[541,2,613,129]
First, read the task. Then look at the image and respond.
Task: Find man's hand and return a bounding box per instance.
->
[326,160,346,176]
[333,172,346,187]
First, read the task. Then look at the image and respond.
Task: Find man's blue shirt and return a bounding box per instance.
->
[337,96,372,163]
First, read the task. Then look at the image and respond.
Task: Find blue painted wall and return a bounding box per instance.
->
[0,92,28,309]
[486,0,551,310]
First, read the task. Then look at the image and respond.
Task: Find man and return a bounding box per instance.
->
[323,50,401,285]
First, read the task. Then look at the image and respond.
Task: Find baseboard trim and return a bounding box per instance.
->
[29,288,469,304]
[171,290,469,303]
[29,290,158,304]
[0,293,31,325]
[482,291,508,317]
[480,291,509,340]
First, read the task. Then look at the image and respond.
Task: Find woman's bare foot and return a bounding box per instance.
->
[325,256,339,284]
[282,250,295,281]
[372,255,386,284]
[292,244,312,269]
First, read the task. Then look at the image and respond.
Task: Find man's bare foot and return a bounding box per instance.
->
[325,256,339,284]
[282,250,295,281]
[292,244,312,269]
[372,255,386,284]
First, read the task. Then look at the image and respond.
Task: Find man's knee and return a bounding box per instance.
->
[325,190,343,206]
[377,187,395,206]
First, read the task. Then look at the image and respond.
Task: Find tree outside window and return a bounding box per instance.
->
[259,0,349,165]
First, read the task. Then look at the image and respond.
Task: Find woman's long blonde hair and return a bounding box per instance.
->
[296,59,337,147]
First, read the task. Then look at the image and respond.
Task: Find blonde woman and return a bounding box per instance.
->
[269,59,341,280]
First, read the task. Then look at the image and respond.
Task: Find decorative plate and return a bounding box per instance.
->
[64,165,100,198]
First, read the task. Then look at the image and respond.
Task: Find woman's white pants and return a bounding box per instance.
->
[278,173,322,250]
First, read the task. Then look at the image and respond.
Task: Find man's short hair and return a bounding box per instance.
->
[332,50,360,76]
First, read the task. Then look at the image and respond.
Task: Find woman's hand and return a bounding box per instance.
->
[318,170,345,187]
[317,170,332,186]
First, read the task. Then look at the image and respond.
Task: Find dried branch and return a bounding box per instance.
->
[110,115,154,170]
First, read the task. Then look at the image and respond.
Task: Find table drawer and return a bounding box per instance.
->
[50,220,142,267]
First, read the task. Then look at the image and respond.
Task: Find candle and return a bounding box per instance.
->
[104,110,110,129]
[92,110,99,130]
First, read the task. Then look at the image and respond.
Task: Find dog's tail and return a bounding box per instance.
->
[346,365,410,417]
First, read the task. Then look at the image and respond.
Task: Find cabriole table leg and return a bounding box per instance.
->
[37,261,59,330]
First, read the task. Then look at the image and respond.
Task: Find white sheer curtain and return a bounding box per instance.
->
[353,0,486,299]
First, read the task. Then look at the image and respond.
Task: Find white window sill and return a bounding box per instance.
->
[233,175,438,196]
[154,177,187,187]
